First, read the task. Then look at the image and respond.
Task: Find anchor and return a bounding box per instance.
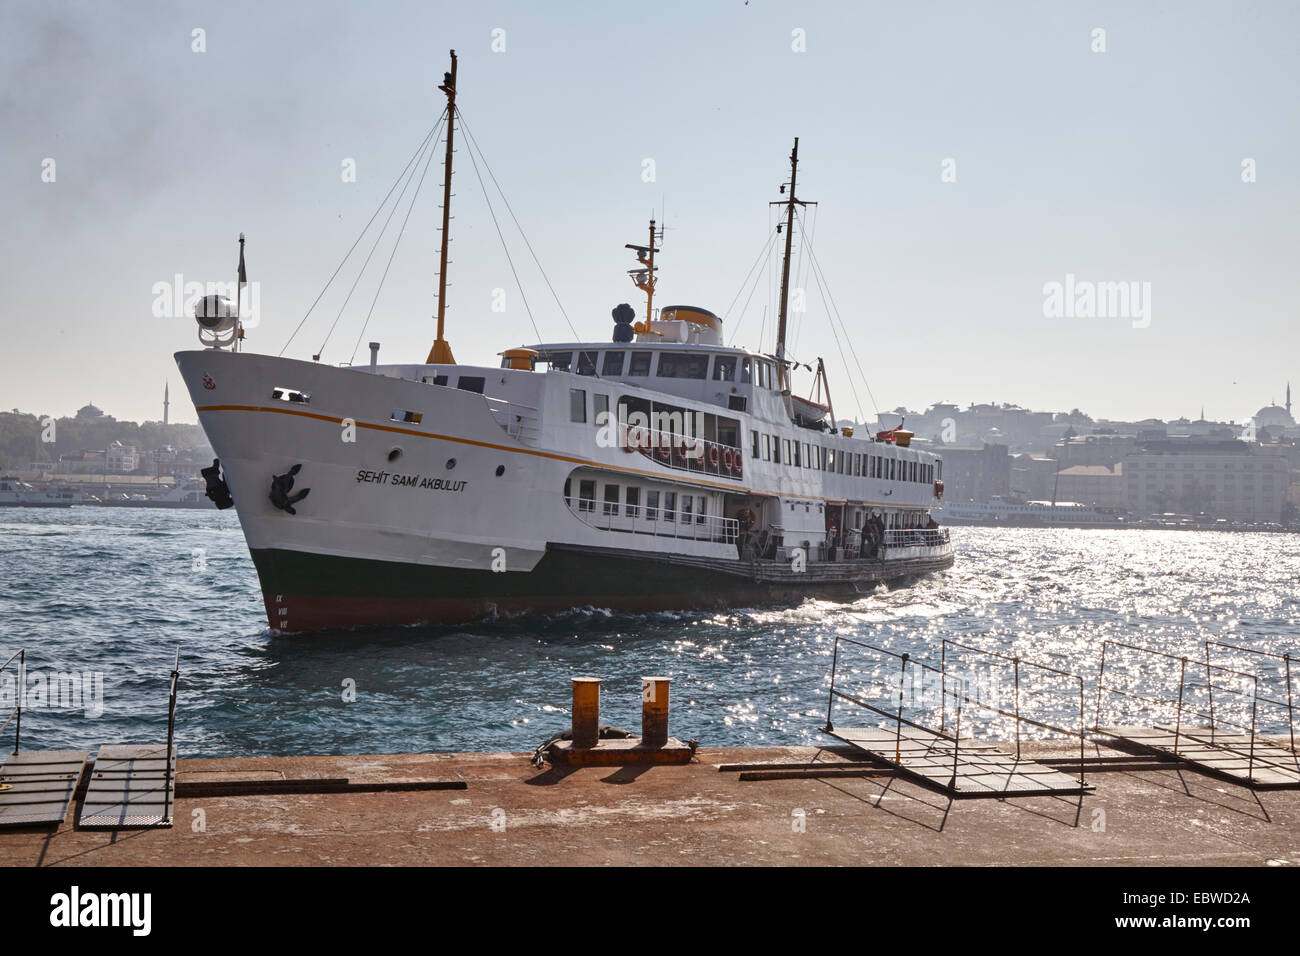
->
[269,464,311,515]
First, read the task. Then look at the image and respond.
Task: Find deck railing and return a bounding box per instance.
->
[617,424,744,481]
[881,528,951,549]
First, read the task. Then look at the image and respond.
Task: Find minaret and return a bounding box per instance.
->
[1287,382,1292,417]
[163,382,170,425]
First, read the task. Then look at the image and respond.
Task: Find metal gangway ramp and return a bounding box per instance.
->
[1093,640,1300,790]
[823,637,1093,799]
[78,651,180,828]
[0,649,90,828]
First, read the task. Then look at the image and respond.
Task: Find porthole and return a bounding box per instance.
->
[387,447,403,463]
[445,458,457,470]
[495,465,505,477]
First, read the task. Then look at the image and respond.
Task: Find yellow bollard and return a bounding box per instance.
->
[571,677,602,748]
[641,677,671,748]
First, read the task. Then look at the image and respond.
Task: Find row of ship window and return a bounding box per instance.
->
[564,478,711,524]
[536,349,781,390]
[748,430,938,485]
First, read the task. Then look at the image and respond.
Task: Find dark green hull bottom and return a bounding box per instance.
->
[251,544,954,633]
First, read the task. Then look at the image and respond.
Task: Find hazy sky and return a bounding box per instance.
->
[2,0,1297,426]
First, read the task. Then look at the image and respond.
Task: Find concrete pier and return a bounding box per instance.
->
[1,739,1297,866]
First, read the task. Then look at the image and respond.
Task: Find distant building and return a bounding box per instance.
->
[105,441,139,474]
[74,403,114,423]
[939,444,1011,502]
[1056,464,1126,509]
[1123,437,1288,521]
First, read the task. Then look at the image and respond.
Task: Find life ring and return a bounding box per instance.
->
[734,455,742,477]
[657,443,671,461]
[707,444,721,469]
[737,507,757,531]
[673,441,688,461]
[723,448,735,472]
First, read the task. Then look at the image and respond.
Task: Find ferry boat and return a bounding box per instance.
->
[936,496,1128,528]
[0,477,75,508]
[174,52,953,632]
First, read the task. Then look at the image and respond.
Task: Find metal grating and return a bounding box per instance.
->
[827,725,1093,799]
[0,750,89,827]
[77,744,177,829]
[1096,726,1300,789]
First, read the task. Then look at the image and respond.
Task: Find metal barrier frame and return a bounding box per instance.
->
[0,649,23,756]
[1095,639,1267,778]
[940,639,1088,787]
[1204,640,1297,767]
[164,649,180,825]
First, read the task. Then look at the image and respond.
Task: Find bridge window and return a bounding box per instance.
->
[740,357,753,384]
[602,351,625,376]
[628,351,652,376]
[576,351,598,376]
[658,353,708,379]
[456,376,485,394]
[712,356,736,381]
[541,351,572,372]
[569,388,586,423]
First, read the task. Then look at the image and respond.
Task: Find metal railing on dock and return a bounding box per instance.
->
[1204,640,1297,769]
[1094,640,1300,788]
[822,636,1092,798]
[0,648,23,755]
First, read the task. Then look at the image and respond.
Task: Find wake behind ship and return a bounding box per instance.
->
[176,51,953,633]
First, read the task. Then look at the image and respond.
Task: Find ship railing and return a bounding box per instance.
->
[615,423,744,481]
[881,528,950,549]
[485,397,540,443]
[566,498,740,544]
[0,648,24,755]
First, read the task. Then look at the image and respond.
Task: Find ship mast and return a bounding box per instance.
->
[626,218,661,332]
[426,50,458,365]
[772,138,812,416]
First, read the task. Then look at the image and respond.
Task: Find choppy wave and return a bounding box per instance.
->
[1,509,1296,757]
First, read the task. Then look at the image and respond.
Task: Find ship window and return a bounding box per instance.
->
[712,356,736,381]
[603,484,620,515]
[602,351,625,376]
[646,490,660,520]
[717,417,740,448]
[564,478,572,504]
[593,394,610,428]
[272,387,311,404]
[625,486,640,517]
[569,388,587,423]
[681,495,693,522]
[772,437,781,464]
[658,353,708,379]
[757,362,770,389]
[783,439,791,465]
[576,351,598,376]
[664,492,676,519]
[792,442,801,468]
[728,395,747,412]
[456,376,485,394]
[628,351,653,376]
[826,449,835,472]
[391,409,423,424]
[542,351,572,372]
[697,496,707,524]
[740,357,753,384]
[578,479,596,512]
[802,443,810,469]
[762,435,771,461]
[752,430,760,457]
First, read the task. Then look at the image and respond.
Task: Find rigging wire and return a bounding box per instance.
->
[314,121,438,362]
[278,113,445,357]
[723,225,781,345]
[456,108,579,341]
[796,212,881,424]
[347,116,443,365]
[455,107,543,343]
